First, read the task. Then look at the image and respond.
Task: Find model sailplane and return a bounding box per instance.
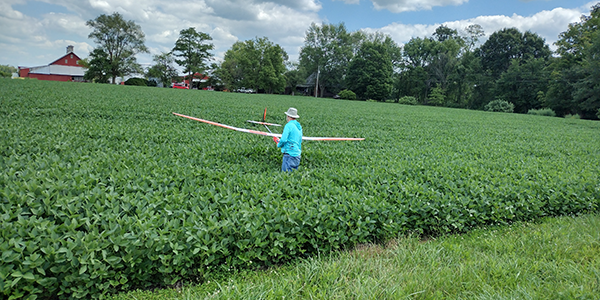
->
[172,111,365,141]
[246,108,282,127]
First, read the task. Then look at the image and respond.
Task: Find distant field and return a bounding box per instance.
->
[1,78,599,299]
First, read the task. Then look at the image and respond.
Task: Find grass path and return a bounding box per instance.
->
[110,214,600,299]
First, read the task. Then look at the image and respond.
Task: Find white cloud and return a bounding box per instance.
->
[41,12,89,37]
[1,0,592,69]
[2,0,321,67]
[371,6,584,50]
[333,0,361,4]
[371,0,469,13]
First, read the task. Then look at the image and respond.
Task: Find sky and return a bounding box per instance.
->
[0,0,597,71]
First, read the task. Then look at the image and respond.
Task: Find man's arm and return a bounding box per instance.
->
[277,124,290,148]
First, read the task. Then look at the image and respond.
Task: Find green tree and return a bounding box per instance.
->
[396,66,429,103]
[403,37,437,68]
[204,62,224,91]
[219,37,288,93]
[399,26,465,106]
[428,84,446,106]
[365,33,402,101]
[146,52,178,88]
[463,24,485,51]
[299,23,356,97]
[433,25,459,42]
[285,62,303,95]
[494,58,550,113]
[572,30,600,118]
[547,3,600,119]
[257,38,288,94]
[399,37,437,102]
[346,40,393,101]
[429,38,462,91]
[447,50,480,108]
[171,27,214,88]
[86,12,148,84]
[366,32,403,68]
[0,64,17,77]
[430,27,464,106]
[479,28,551,79]
[216,46,244,91]
[83,48,111,83]
[478,28,551,109]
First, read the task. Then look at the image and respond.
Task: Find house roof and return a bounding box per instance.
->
[49,52,83,66]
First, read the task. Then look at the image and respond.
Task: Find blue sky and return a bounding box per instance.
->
[321,0,583,27]
[0,0,596,71]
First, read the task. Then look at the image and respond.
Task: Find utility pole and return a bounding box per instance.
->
[315,66,320,98]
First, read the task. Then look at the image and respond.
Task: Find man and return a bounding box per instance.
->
[274,107,302,171]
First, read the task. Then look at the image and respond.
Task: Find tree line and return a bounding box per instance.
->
[82,3,600,119]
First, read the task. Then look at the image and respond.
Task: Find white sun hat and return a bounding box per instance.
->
[284,107,299,118]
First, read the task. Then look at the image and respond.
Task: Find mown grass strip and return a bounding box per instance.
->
[110,214,600,299]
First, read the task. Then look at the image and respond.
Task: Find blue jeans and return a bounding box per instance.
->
[282,154,300,171]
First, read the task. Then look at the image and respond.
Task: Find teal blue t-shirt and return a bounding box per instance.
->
[277,120,302,157]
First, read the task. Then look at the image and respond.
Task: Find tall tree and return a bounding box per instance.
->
[171,27,214,88]
[82,48,111,83]
[365,32,403,66]
[547,3,600,119]
[399,27,465,106]
[479,28,550,79]
[463,24,485,51]
[256,38,288,94]
[396,65,429,103]
[494,58,549,113]
[146,52,178,88]
[299,23,356,96]
[217,44,245,91]
[428,38,463,91]
[86,12,148,84]
[346,40,393,101]
[477,28,551,109]
[0,65,17,77]
[284,62,303,95]
[219,37,288,93]
[433,25,459,42]
[402,37,437,68]
[449,50,481,108]
[571,30,600,118]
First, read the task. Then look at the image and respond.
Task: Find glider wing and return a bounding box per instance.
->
[173,112,364,141]
[302,136,365,141]
[173,112,281,137]
[247,120,282,126]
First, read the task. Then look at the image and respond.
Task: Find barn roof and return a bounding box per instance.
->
[28,65,85,76]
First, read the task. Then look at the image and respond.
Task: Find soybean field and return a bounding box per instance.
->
[1,78,599,299]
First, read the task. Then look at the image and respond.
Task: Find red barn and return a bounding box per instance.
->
[19,45,85,82]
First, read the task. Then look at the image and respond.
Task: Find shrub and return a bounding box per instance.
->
[527,108,556,117]
[398,96,418,105]
[427,85,445,106]
[124,78,149,86]
[597,108,600,119]
[338,90,356,100]
[485,99,514,113]
[565,113,581,119]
